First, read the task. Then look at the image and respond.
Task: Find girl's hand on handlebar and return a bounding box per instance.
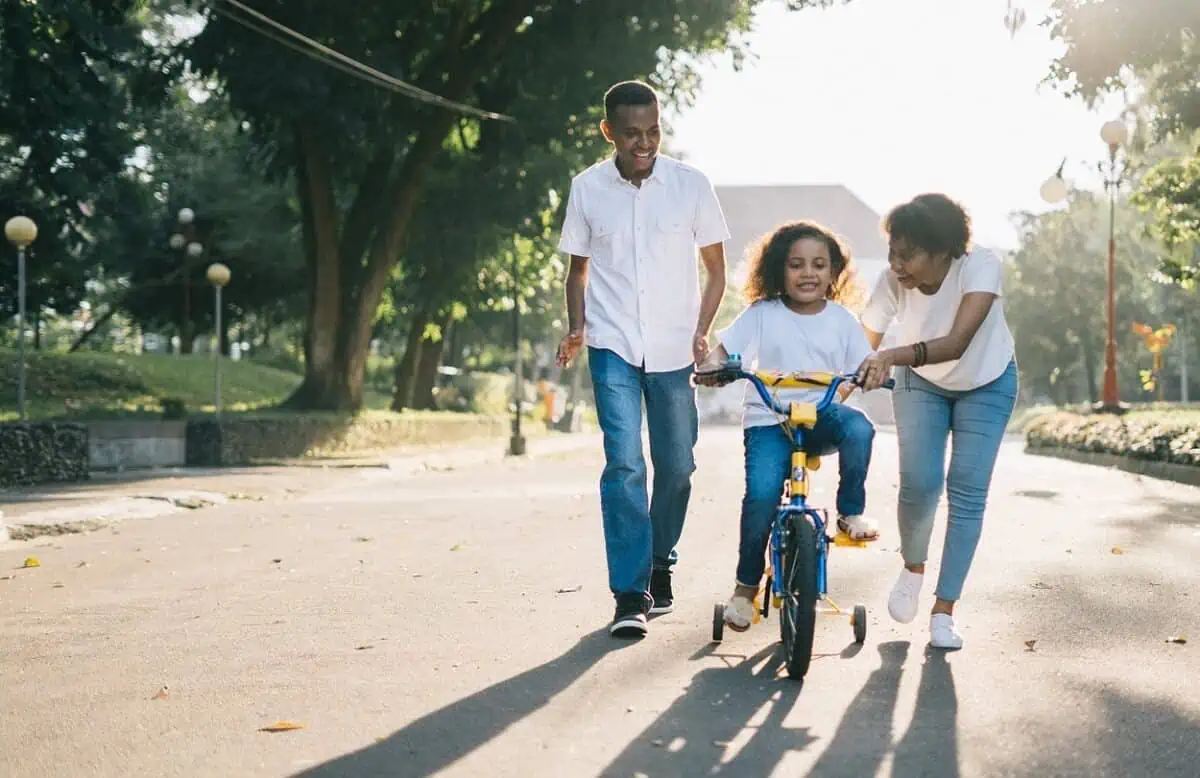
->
[855,351,896,392]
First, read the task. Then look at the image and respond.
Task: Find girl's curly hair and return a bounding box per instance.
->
[743,220,863,310]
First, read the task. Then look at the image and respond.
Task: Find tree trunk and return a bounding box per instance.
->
[391,309,429,411]
[411,315,451,410]
[280,2,533,411]
[179,318,195,354]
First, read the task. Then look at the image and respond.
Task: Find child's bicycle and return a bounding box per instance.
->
[695,354,894,680]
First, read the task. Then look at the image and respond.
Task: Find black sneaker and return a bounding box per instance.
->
[610,593,650,638]
[649,568,674,615]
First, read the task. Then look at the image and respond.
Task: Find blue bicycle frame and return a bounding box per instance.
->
[697,356,893,604]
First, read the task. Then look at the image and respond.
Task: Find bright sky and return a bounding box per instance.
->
[666,0,1126,250]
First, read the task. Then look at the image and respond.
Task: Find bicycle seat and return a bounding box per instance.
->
[788,402,818,429]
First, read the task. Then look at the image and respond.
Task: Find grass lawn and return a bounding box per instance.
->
[0,349,392,421]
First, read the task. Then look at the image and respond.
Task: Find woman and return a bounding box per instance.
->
[856,193,1017,650]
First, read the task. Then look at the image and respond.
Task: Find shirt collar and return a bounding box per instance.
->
[605,155,667,188]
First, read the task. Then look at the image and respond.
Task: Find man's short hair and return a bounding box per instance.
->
[604,80,659,123]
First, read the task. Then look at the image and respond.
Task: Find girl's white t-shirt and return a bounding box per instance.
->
[860,248,1015,391]
[717,299,873,429]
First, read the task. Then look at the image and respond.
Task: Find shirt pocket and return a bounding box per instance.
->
[589,220,617,261]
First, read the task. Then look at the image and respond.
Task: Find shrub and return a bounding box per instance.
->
[1025,411,1200,466]
[0,422,89,487]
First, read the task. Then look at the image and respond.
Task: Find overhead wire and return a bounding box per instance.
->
[209,0,514,122]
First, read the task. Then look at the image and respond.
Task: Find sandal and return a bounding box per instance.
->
[837,514,879,541]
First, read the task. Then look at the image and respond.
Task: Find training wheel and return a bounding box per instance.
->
[712,602,725,642]
[852,604,867,644]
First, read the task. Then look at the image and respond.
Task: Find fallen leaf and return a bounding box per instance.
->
[152,686,169,700]
[556,585,583,594]
[355,537,372,543]
[450,543,465,552]
[355,645,374,651]
[272,558,283,564]
[1024,640,1037,651]
[52,583,65,589]
[0,575,13,581]
[22,557,40,569]
[1166,635,1188,644]
[75,561,88,568]
[259,721,304,733]
[1111,546,1125,555]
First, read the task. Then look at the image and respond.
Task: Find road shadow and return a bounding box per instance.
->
[291,628,630,778]
[598,644,812,778]
[807,640,911,778]
[891,647,959,778]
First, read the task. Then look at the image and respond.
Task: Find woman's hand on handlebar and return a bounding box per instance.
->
[855,350,896,392]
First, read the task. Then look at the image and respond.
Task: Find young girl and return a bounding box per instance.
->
[698,220,878,632]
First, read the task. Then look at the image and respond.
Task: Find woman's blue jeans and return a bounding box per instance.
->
[892,361,1018,601]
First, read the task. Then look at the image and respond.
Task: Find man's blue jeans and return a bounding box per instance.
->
[588,348,698,597]
[736,403,875,587]
[893,361,1018,601]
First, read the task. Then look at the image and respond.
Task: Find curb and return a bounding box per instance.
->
[1,432,601,545]
[1025,445,1200,489]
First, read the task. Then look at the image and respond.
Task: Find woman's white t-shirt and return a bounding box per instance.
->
[717,299,873,429]
[860,248,1015,391]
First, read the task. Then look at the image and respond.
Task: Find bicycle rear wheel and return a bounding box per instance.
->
[779,512,819,680]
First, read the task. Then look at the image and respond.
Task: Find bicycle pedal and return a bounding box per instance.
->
[833,531,869,548]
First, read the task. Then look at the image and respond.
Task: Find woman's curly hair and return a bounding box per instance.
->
[742,220,863,310]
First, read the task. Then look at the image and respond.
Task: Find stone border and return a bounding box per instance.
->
[1025,445,1200,488]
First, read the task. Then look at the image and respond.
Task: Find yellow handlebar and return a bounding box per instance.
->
[753,370,837,389]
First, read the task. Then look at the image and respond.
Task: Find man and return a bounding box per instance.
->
[555,80,729,638]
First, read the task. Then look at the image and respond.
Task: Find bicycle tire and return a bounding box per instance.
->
[779,511,819,680]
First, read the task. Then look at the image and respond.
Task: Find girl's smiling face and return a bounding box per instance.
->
[783,237,834,311]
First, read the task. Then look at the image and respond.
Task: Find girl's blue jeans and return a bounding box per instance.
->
[736,403,875,587]
[893,361,1018,601]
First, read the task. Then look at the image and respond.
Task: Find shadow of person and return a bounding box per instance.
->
[891,646,959,778]
[807,640,910,778]
[293,628,631,778]
[599,644,814,778]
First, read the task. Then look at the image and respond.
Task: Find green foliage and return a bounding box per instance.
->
[0,0,177,319]
[183,1,826,409]
[1044,0,1200,135]
[1042,0,1200,289]
[1026,409,1200,465]
[89,89,304,334]
[1131,132,1200,285]
[1005,191,1172,404]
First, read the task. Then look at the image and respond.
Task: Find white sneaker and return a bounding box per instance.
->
[888,569,923,624]
[930,613,963,649]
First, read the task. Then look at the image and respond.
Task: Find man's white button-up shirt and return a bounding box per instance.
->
[557,155,730,373]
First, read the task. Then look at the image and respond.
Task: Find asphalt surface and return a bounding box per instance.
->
[2,427,1199,778]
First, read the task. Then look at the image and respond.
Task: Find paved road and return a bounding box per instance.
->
[3,427,1199,778]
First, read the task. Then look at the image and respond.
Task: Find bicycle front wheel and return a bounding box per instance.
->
[779,512,819,680]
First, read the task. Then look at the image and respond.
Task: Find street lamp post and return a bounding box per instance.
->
[1098,119,1129,412]
[206,263,231,419]
[1040,118,1129,413]
[509,249,526,456]
[170,208,203,355]
[5,216,38,421]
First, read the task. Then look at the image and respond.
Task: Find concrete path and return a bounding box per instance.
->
[2,428,1198,777]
